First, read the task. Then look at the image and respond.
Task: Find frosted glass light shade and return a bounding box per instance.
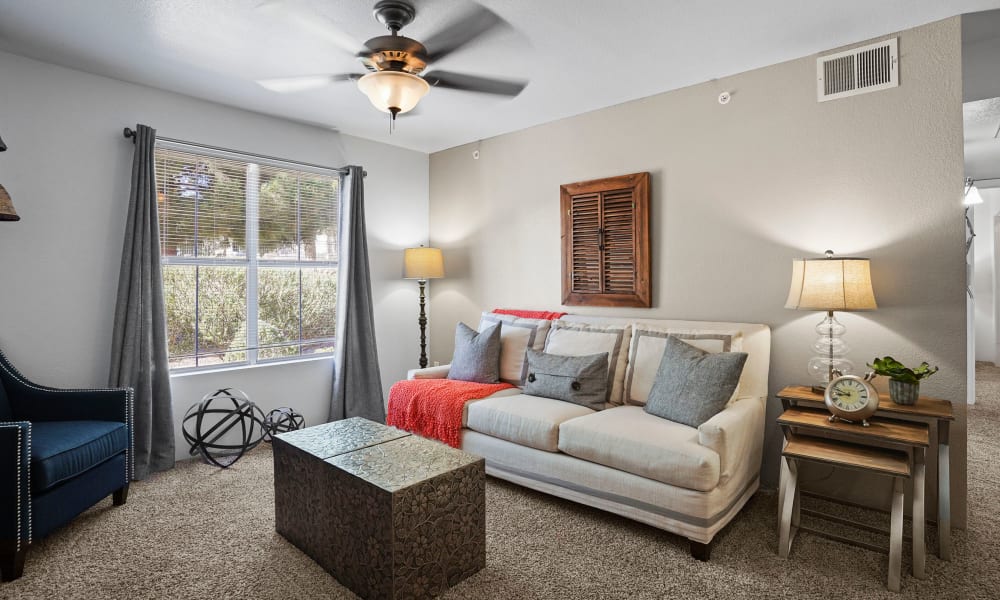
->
[404,247,444,280]
[357,71,429,114]
[964,182,984,206]
[785,256,877,311]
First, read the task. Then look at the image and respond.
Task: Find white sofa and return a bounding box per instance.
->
[407,314,771,560]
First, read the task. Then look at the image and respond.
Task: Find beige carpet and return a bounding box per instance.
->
[6,373,1000,599]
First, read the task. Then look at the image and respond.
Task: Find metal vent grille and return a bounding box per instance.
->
[817,38,898,102]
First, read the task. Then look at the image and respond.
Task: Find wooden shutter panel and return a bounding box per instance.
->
[601,189,635,294]
[561,172,650,307]
[570,193,601,293]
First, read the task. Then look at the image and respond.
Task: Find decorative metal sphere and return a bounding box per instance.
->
[263,407,305,442]
[182,388,266,468]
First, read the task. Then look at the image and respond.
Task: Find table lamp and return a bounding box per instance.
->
[785,250,877,392]
[404,246,444,368]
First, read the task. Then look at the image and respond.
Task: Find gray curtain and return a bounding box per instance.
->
[110,124,175,479]
[330,166,385,422]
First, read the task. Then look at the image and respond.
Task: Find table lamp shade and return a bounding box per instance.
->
[404,247,444,280]
[785,257,877,311]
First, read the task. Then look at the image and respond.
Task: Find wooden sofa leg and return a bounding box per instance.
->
[0,541,27,582]
[689,540,711,561]
[113,484,130,506]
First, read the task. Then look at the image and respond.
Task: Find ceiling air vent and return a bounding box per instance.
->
[817,38,898,102]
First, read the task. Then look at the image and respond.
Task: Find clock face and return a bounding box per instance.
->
[830,377,871,412]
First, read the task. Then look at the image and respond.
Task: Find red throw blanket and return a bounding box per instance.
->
[492,308,567,320]
[387,379,515,448]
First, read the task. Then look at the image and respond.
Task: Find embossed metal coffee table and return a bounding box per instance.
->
[272,417,486,599]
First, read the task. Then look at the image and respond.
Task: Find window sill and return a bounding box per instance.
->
[169,354,334,379]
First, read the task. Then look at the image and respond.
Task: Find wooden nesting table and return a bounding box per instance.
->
[777,406,929,592]
[777,385,954,561]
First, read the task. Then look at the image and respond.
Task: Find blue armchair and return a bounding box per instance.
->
[0,349,132,581]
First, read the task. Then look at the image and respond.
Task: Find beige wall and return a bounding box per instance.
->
[429,18,967,526]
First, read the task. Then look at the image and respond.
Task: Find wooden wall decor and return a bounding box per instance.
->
[560,172,651,307]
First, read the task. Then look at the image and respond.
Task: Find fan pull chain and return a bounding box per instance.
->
[389,107,400,134]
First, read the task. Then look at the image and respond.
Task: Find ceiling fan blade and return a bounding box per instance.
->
[257,74,360,93]
[422,5,505,62]
[256,0,363,56]
[423,71,527,97]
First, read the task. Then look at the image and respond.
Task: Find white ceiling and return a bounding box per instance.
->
[2,0,1000,153]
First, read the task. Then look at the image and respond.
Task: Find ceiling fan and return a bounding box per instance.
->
[257,0,528,127]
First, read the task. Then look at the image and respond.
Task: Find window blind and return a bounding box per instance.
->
[156,145,341,370]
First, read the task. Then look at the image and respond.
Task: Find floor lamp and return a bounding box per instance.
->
[404,246,444,368]
[785,250,877,392]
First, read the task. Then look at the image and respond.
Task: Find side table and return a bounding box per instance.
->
[777,385,954,560]
[777,406,929,590]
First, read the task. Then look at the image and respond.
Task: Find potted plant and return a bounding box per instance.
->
[867,356,939,405]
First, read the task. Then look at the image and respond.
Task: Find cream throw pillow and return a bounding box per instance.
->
[478,313,552,386]
[543,321,632,406]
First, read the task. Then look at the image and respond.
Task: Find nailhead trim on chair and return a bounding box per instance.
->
[126,388,134,481]
[24,424,30,546]
[0,422,30,550]
[0,348,135,483]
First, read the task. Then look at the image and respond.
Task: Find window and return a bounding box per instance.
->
[156,144,340,370]
[560,172,651,307]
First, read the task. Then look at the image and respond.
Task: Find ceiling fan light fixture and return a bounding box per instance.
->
[357,70,429,115]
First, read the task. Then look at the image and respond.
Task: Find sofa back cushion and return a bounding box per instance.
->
[543,321,631,405]
[478,313,552,386]
[448,322,502,383]
[624,323,744,407]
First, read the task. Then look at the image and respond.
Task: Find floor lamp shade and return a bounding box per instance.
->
[404,247,444,280]
[0,133,18,221]
[0,184,18,221]
[785,252,877,388]
[404,247,444,369]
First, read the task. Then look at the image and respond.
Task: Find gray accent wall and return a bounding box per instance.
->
[429,18,967,526]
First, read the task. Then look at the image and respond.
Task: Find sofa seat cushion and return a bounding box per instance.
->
[466,394,595,452]
[461,387,522,426]
[31,420,128,493]
[557,406,720,492]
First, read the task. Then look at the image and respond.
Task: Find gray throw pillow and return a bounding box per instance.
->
[644,336,748,428]
[447,322,502,383]
[523,348,608,411]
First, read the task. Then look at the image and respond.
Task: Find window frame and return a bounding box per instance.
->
[156,140,343,373]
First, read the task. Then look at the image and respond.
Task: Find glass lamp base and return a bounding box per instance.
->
[807,312,852,389]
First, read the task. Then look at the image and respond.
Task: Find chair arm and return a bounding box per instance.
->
[407,364,451,380]
[0,422,32,547]
[697,396,765,486]
[10,385,132,425]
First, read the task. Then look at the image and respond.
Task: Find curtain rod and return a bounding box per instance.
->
[122,127,363,177]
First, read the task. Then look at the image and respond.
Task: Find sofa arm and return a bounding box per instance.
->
[407,364,451,380]
[0,422,32,548]
[697,396,765,486]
